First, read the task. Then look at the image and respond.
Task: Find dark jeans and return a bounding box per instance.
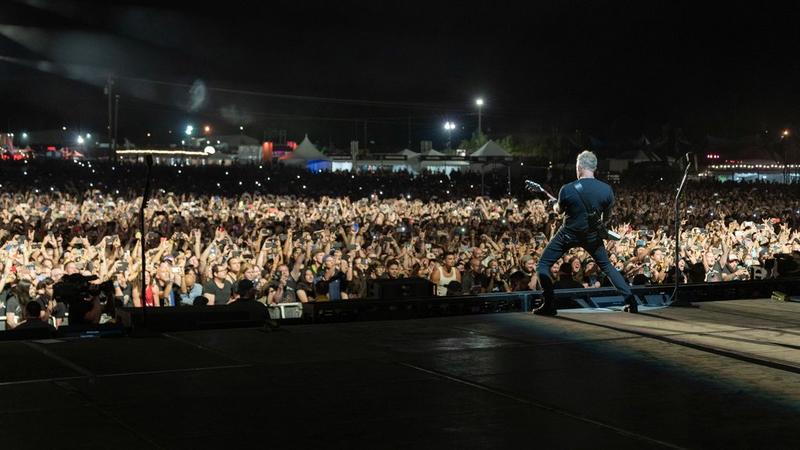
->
[536,227,631,306]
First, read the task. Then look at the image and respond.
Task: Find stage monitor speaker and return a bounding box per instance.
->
[126,303,269,331]
[775,252,800,278]
[367,277,434,299]
[588,295,625,308]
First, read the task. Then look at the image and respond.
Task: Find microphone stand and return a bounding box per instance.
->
[670,153,693,307]
[140,155,153,327]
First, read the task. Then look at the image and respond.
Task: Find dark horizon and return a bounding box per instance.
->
[2,1,800,150]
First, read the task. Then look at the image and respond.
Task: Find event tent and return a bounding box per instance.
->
[470,140,512,158]
[281,135,331,171]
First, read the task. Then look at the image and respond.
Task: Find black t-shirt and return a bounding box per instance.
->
[203,280,234,305]
[296,281,316,301]
[665,267,689,284]
[463,270,490,294]
[508,270,532,292]
[0,286,11,315]
[704,262,724,282]
[67,298,94,325]
[558,178,614,233]
[5,295,21,319]
[554,278,583,289]
[688,262,707,283]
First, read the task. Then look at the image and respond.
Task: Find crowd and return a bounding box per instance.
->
[1,159,799,329]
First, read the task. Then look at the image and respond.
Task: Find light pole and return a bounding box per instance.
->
[113,94,119,152]
[444,121,456,150]
[475,98,484,136]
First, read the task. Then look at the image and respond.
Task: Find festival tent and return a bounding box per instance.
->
[398,148,421,170]
[399,148,420,158]
[419,147,467,174]
[281,135,331,171]
[469,140,512,158]
[420,148,445,157]
[468,140,513,175]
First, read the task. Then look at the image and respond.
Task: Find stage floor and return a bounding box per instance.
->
[1,298,799,449]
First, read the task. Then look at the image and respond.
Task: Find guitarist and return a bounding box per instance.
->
[532,150,638,315]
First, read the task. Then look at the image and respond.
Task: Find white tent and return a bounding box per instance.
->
[399,148,420,158]
[470,140,511,158]
[420,148,445,157]
[282,135,331,170]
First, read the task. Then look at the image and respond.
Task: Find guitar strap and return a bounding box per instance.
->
[573,182,620,240]
[573,182,598,218]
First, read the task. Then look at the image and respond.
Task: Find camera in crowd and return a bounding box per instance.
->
[53,274,118,323]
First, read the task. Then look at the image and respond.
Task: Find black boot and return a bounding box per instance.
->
[533,297,558,316]
[623,295,638,313]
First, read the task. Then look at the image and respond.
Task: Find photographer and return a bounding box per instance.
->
[721,253,749,281]
[52,274,108,325]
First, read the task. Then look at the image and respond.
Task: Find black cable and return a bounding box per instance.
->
[670,152,693,306]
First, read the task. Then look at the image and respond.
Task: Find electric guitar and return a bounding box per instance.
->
[524,180,558,204]
[524,179,621,240]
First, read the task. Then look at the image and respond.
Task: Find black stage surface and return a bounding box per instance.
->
[2,298,799,449]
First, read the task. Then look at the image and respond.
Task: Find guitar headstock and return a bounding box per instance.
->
[524,180,544,193]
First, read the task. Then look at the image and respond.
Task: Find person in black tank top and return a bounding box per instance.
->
[533,151,638,316]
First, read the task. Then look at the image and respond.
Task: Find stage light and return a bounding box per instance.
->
[185,125,194,136]
[21,132,27,139]
[86,133,91,138]
[204,125,211,134]
[76,135,84,144]
[476,98,484,106]
[62,126,67,131]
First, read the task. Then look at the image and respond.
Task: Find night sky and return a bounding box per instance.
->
[1,0,799,150]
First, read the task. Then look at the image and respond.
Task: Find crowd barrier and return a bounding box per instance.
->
[1,277,797,334]
[301,277,800,323]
